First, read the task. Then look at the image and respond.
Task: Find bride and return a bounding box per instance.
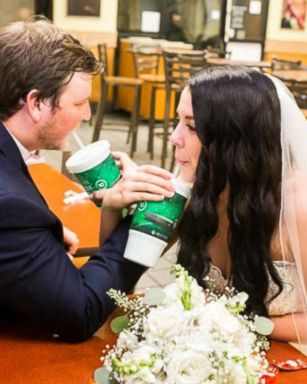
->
[96,66,307,345]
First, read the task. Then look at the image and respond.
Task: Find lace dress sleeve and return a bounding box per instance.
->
[267,261,306,316]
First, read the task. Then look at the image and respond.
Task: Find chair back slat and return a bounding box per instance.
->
[163,49,207,90]
[97,43,108,75]
[132,45,161,77]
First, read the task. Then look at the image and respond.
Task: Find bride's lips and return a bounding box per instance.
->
[176,158,189,165]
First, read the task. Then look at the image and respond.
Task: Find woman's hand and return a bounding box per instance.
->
[92,152,175,209]
[112,151,138,173]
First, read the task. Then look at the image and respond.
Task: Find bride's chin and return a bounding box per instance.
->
[178,168,195,184]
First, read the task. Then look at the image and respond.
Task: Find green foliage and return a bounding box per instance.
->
[171,264,193,310]
[254,316,275,336]
[110,315,129,334]
[143,287,166,306]
[94,367,119,384]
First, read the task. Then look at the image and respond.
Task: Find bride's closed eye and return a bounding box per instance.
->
[186,123,196,131]
[184,114,196,131]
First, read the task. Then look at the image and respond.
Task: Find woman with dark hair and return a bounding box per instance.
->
[176,67,282,315]
[169,66,307,345]
[98,66,307,346]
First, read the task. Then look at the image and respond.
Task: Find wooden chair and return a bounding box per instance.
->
[161,49,207,169]
[271,58,307,112]
[290,81,307,110]
[271,58,303,91]
[92,44,143,157]
[271,57,302,71]
[131,44,165,159]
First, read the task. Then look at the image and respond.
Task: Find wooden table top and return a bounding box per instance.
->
[0,310,306,384]
[273,69,307,83]
[29,162,101,256]
[207,57,271,68]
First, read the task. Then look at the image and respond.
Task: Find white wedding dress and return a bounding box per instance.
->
[207,261,304,316]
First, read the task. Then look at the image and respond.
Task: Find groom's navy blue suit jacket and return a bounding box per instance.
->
[0,122,144,341]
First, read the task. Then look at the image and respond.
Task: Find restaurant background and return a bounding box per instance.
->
[0,0,305,107]
[1,1,307,62]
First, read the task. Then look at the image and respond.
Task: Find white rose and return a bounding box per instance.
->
[184,306,209,328]
[229,328,255,357]
[125,367,157,384]
[117,330,138,350]
[130,344,160,362]
[144,306,183,340]
[227,292,249,311]
[189,280,206,308]
[166,350,212,384]
[199,302,241,335]
[163,278,205,311]
[229,362,248,384]
[162,283,184,309]
[233,292,248,305]
[185,327,213,353]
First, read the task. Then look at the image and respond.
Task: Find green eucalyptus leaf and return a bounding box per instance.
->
[254,316,274,336]
[143,287,166,306]
[94,367,111,384]
[110,315,129,334]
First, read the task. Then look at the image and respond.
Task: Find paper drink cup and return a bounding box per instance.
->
[124,178,191,267]
[65,140,120,207]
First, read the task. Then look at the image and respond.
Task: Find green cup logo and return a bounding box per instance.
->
[138,201,148,211]
[95,179,107,190]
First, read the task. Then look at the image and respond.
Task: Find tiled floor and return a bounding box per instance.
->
[41,112,178,292]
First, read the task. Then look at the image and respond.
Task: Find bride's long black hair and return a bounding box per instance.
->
[177,66,283,315]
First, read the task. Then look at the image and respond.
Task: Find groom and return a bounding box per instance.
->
[0,18,145,341]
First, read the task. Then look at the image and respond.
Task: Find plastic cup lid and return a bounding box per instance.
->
[124,230,167,267]
[65,140,111,174]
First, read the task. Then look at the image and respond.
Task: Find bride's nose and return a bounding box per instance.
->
[170,124,184,148]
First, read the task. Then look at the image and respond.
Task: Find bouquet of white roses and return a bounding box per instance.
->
[94,265,273,384]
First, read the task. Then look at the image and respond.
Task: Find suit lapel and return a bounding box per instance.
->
[0,122,48,206]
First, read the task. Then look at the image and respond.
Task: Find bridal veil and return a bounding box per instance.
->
[269,75,307,352]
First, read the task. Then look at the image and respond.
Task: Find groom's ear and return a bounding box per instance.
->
[25,89,42,122]
[24,89,51,123]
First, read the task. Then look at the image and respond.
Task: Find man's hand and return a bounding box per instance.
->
[63,226,79,258]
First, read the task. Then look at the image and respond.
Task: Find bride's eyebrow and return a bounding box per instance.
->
[185,115,194,120]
